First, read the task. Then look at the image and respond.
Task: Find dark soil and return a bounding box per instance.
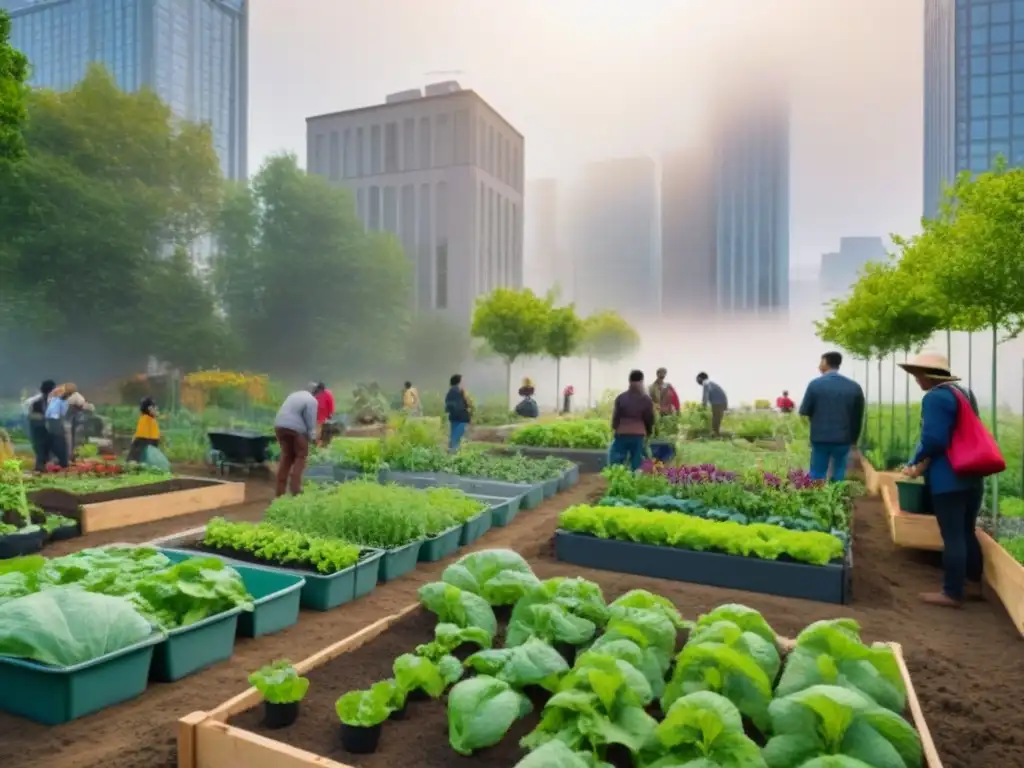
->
[188,541,377,575]
[1,473,1023,768]
[230,609,542,767]
[27,476,225,509]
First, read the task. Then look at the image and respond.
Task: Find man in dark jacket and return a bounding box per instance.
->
[799,351,865,482]
[609,370,655,470]
[444,373,471,452]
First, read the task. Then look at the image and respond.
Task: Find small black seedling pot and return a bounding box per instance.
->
[340,723,382,754]
[493,604,513,623]
[406,688,430,702]
[389,703,407,721]
[262,701,299,729]
[48,524,79,542]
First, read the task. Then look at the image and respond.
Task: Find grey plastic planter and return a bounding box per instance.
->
[555,531,850,605]
[460,507,494,546]
[379,540,424,582]
[558,466,580,491]
[541,477,559,498]
[472,494,521,527]
[490,446,608,473]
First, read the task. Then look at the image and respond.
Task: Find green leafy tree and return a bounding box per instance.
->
[470,288,551,405]
[545,304,585,405]
[581,310,641,406]
[0,11,29,162]
[212,153,413,379]
[0,64,226,386]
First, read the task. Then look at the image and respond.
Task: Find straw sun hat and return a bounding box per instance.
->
[897,351,960,382]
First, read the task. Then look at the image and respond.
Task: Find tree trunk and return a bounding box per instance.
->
[587,356,593,408]
[555,357,561,412]
[990,325,1000,524]
[506,361,512,411]
[862,358,870,448]
[968,334,973,391]
[946,329,952,363]
[877,358,883,449]
[889,353,896,458]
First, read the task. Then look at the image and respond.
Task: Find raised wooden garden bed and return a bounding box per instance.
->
[27,477,245,534]
[978,530,1024,638]
[881,483,944,551]
[177,602,943,768]
[555,530,852,604]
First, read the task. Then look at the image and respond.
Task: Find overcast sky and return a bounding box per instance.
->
[247,0,923,274]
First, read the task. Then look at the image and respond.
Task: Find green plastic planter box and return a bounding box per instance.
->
[0,633,163,724]
[150,608,242,682]
[478,495,521,527]
[896,480,929,514]
[159,550,304,635]
[419,525,462,562]
[460,507,494,546]
[354,550,383,597]
[379,540,423,582]
[541,477,559,498]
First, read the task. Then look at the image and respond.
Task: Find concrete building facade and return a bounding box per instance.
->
[819,236,887,299]
[660,150,717,316]
[3,0,248,180]
[568,157,659,326]
[306,84,524,323]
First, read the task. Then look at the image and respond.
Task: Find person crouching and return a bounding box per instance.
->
[127,397,161,463]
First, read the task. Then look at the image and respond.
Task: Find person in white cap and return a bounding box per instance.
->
[900,351,984,608]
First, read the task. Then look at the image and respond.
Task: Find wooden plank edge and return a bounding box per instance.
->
[146,525,210,547]
[80,482,246,534]
[977,530,1024,638]
[890,642,944,768]
[196,720,355,768]
[205,602,421,722]
[177,711,207,768]
[860,454,878,495]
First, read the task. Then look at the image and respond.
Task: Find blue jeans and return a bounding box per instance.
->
[449,421,468,452]
[809,442,851,482]
[932,487,984,600]
[609,435,646,471]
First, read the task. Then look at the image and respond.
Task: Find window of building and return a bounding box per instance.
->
[487,188,495,286]
[993,2,1012,24]
[313,134,325,174]
[356,127,365,176]
[417,184,432,309]
[341,129,351,178]
[993,117,1011,137]
[383,185,397,233]
[993,53,1011,74]
[972,96,989,116]
[972,5,989,26]
[435,181,448,310]
[993,73,1012,93]
[994,24,1012,45]
[479,182,487,292]
[356,187,366,223]
[1015,21,1024,41]
[403,118,416,170]
[329,131,340,180]
[972,55,989,75]
[992,140,1011,159]
[971,27,989,49]
[512,146,520,190]
[1014,52,1024,71]
[454,110,470,164]
[368,185,381,230]
[992,94,1011,115]
[1014,114,1024,135]
[371,125,382,174]
[419,117,432,168]
[384,122,398,173]
[400,184,415,260]
[971,118,989,140]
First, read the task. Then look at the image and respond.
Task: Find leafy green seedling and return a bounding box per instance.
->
[248,659,310,704]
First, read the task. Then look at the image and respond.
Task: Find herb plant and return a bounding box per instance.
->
[249,659,310,704]
[508,420,612,449]
[203,517,362,574]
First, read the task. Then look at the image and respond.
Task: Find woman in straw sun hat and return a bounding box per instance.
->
[899,350,984,608]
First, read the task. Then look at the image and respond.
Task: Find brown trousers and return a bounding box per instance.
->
[711,405,726,436]
[274,427,309,497]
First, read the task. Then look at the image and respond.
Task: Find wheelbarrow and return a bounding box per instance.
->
[207,429,276,476]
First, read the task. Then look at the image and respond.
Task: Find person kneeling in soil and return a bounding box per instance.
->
[609,370,654,471]
[900,352,987,608]
[127,397,161,463]
[273,385,319,497]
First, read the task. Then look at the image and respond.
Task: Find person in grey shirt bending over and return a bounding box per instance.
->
[274,384,319,497]
[696,372,728,437]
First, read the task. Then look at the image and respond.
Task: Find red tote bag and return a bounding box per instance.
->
[946,387,1006,476]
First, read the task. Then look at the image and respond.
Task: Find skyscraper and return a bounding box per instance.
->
[3,0,248,179]
[525,178,569,297]
[713,86,790,313]
[568,157,659,326]
[306,84,524,323]
[660,150,717,316]
[820,236,887,298]
[924,0,1024,219]
[660,82,790,316]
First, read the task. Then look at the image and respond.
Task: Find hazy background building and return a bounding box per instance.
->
[567,156,659,325]
[306,83,524,323]
[524,178,571,298]
[3,0,249,180]
[924,0,1024,219]
[713,82,790,314]
[819,236,886,299]
[660,150,717,316]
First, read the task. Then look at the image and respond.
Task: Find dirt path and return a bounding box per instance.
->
[5,480,1024,767]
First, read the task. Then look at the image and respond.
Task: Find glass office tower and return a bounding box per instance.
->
[924,0,1024,217]
[3,0,247,179]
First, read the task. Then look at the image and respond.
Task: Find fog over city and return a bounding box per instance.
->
[243,0,1024,408]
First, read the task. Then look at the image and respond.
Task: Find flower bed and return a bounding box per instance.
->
[179,553,939,768]
[556,503,851,603]
[0,547,256,722]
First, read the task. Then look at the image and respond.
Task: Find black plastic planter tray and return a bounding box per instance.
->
[0,528,46,559]
[554,531,851,604]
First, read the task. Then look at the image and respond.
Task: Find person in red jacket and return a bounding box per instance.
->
[776,390,795,413]
[313,382,335,446]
